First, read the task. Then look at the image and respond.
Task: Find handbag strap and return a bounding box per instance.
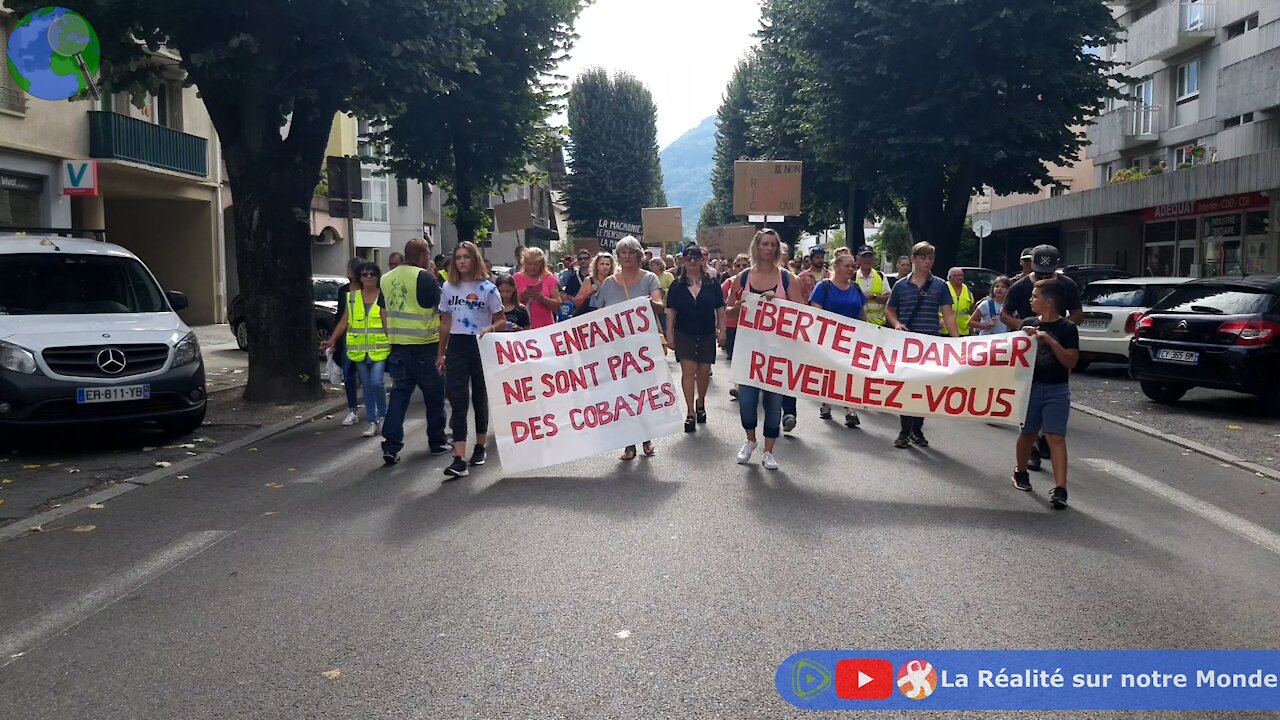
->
[905,276,934,328]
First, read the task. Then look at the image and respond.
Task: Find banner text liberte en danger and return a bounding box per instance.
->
[732,295,1038,423]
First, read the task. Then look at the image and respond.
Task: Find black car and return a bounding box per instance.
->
[1062,264,1134,290]
[957,267,1002,301]
[1129,275,1280,412]
[228,275,346,351]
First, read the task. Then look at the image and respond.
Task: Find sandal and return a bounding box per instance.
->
[620,445,637,461]
[695,407,707,424]
[684,417,696,433]
[642,441,656,456]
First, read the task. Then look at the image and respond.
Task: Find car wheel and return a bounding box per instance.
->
[233,321,249,351]
[1140,380,1188,405]
[160,405,207,437]
[316,324,332,344]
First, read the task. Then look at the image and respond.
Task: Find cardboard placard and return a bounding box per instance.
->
[732,160,802,216]
[641,207,683,247]
[494,198,534,234]
[696,224,757,261]
[597,218,643,251]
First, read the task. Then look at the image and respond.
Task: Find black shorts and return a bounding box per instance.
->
[674,332,717,364]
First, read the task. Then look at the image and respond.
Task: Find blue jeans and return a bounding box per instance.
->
[738,385,783,439]
[783,394,797,418]
[381,344,448,455]
[355,358,387,423]
[336,339,359,410]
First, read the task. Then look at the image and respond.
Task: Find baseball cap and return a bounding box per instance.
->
[1020,247,1035,261]
[856,245,875,256]
[809,246,827,256]
[1032,244,1061,275]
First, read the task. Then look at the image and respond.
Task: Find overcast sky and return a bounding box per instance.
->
[555,0,763,149]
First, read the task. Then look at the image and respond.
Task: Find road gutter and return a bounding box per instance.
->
[0,394,348,543]
[1071,402,1280,483]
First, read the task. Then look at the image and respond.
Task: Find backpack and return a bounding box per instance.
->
[738,268,791,295]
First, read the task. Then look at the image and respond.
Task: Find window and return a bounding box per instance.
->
[1106,165,1115,182]
[0,20,27,114]
[357,121,388,162]
[1176,60,1200,101]
[1050,183,1070,197]
[1181,0,1207,31]
[1174,144,1203,167]
[360,168,389,223]
[1225,14,1258,39]
[1224,112,1254,128]
[0,255,167,315]
[396,176,408,207]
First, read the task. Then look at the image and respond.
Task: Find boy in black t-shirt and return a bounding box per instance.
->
[1012,279,1079,509]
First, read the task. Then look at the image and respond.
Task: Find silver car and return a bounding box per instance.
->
[1078,277,1192,369]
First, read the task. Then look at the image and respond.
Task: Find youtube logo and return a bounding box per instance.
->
[835,659,894,700]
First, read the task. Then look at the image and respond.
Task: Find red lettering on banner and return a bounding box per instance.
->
[924,386,1010,417]
[566,384,677,430]
[794,309,816,343]
[1009,335,1032,368]
[749,351,767,382]
[881,379,904,409]
[503,376,535,404]
[992,389,1015,417]
[832,322,857,354]
[540,364,603,398]
[495,338,543,365]
[739,301,758,329]
[512,414,558,443]
[904,338,924,363]
[603,313,624,340]
[549,308,655,357]
[776,305,798,339]
[757,300,780,332]
[607,349,654,380]
[921,342,942,366]
[660,382,677,408]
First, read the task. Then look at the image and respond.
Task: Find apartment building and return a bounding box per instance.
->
[978,0,1280,278]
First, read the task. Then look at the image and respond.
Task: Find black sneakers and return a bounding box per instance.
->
[845,411,860,428]
[894,432,910,449]
[382,451,400,466]
[909,430,929,448]
[1050,486,1068,509]
[444,456,469,478]
[1027,447,1042,472]
[429,444,452,456]
[1012,469,1032,491]
[469,445,487,466]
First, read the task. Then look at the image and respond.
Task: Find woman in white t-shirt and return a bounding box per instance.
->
[970,275,1012,335]
[437,241,506,479]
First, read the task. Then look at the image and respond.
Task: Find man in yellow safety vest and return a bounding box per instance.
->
[853,246,890,326]
[380,238,449,465]
[941,266,974,336]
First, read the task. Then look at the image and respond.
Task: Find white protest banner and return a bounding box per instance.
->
[480,297,684,474]
[732,295,1037,424]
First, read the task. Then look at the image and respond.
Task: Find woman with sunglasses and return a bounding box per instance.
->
[591,236,663,461]
[572,252,617,313]
[665,246,724,432]
[323,262,389,437]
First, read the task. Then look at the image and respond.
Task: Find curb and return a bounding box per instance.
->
[1071,402,1280,483]
[0,393,349,543]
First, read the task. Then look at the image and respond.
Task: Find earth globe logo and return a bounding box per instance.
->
[6,7,102,101]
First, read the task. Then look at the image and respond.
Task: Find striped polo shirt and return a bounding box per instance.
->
[886,274,952,335]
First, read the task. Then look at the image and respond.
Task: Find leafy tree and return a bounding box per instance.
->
[380,0,586,243]
[874,215,915,263]
[564,69,665,236]
[706,58,759,229]
[762,0,1122,270]
[23,0,499,402]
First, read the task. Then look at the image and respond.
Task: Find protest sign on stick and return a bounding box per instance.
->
[480,297,684,474]
[732,295,1037,424]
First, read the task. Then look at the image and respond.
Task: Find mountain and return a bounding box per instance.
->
[660,115,717,239]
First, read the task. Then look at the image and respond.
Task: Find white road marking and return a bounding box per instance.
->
[0,530,230,668]
[1083,458,1280,556]
[292,419,424,484]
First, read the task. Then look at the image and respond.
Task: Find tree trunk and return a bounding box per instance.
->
[905,166,973,273]
[215,98,335,404]
[453,182,476,243]
[845,185,868,248]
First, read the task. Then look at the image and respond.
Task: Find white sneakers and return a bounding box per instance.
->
[341,410,359,426]
[736,441,780,470]
[361,421,380,438]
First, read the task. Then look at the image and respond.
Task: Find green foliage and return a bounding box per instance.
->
[564,68,666,236]
[827,228,847,250]
[706,58,758,229]
[380,0,586,241]
[1110,167,1144,184]
[697,198,722,230]
[760,0,1123,270]
[874,215,914,262]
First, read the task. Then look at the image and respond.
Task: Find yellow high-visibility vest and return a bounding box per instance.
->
[345,291,390,362]
[941,282,974,336]
[855,269,887,326]
[379,265,440,345]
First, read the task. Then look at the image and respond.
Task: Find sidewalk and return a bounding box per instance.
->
[0,329,345,528]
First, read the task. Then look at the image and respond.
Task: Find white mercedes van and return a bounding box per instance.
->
[0,231,206,435]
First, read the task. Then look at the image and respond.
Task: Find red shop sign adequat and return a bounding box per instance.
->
[1143,192,1271,222]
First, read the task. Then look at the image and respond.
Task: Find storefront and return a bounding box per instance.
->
[1141,192,1274,277]
[0,171,42,226]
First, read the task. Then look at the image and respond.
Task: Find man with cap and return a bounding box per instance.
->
[853,246,890,326]
[1012,247,1036,282]
[797,246,830,305]
[1000,244,1083,471]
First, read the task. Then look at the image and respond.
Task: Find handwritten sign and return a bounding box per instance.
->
[732,160,802,217]
[480,298,683,474]
[733,296,1037,424]
[597,218,643,251]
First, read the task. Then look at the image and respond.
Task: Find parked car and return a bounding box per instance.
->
[489,264,515,278]
[0,232,206,435]
[228,275,346,352]
[956,267,1003,301]
[1077,277,1192,369]
[1062,264,1134,290]
[1129,275,1280,412]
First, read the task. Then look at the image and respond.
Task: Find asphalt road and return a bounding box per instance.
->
[1,362,1278,719]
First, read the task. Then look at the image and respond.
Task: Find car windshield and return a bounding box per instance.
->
[313,280,344,302]
[1082,283,1182,308]
[1151,285,1277,315]
[0,253,167,315]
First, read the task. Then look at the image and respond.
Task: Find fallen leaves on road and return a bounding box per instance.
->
[0,499,5,506]
[186,452,198,456]
[249,448,259,452]
[263,511,279,516]
[176,475,190,480]
[264,482,284,489]
[321,669,341,680]
[287,468,298,472]
[69,525,96,533]
[67,468,80,474]
[1,479,12,484]
[142,446,156,452]
[614,630,631,639]
[1227,424,1243,431]
[29,525,45,533]
[22,464,40,470]
[88,503,104,509]
[155,461,172,468]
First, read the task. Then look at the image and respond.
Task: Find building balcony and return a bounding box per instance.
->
[1122,105,1160,146]
[1125,1,1217,63]
[0,86,27,115]
[1087,106,1160,158]
[1218,45,1280,120]
[88,111,208,177]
